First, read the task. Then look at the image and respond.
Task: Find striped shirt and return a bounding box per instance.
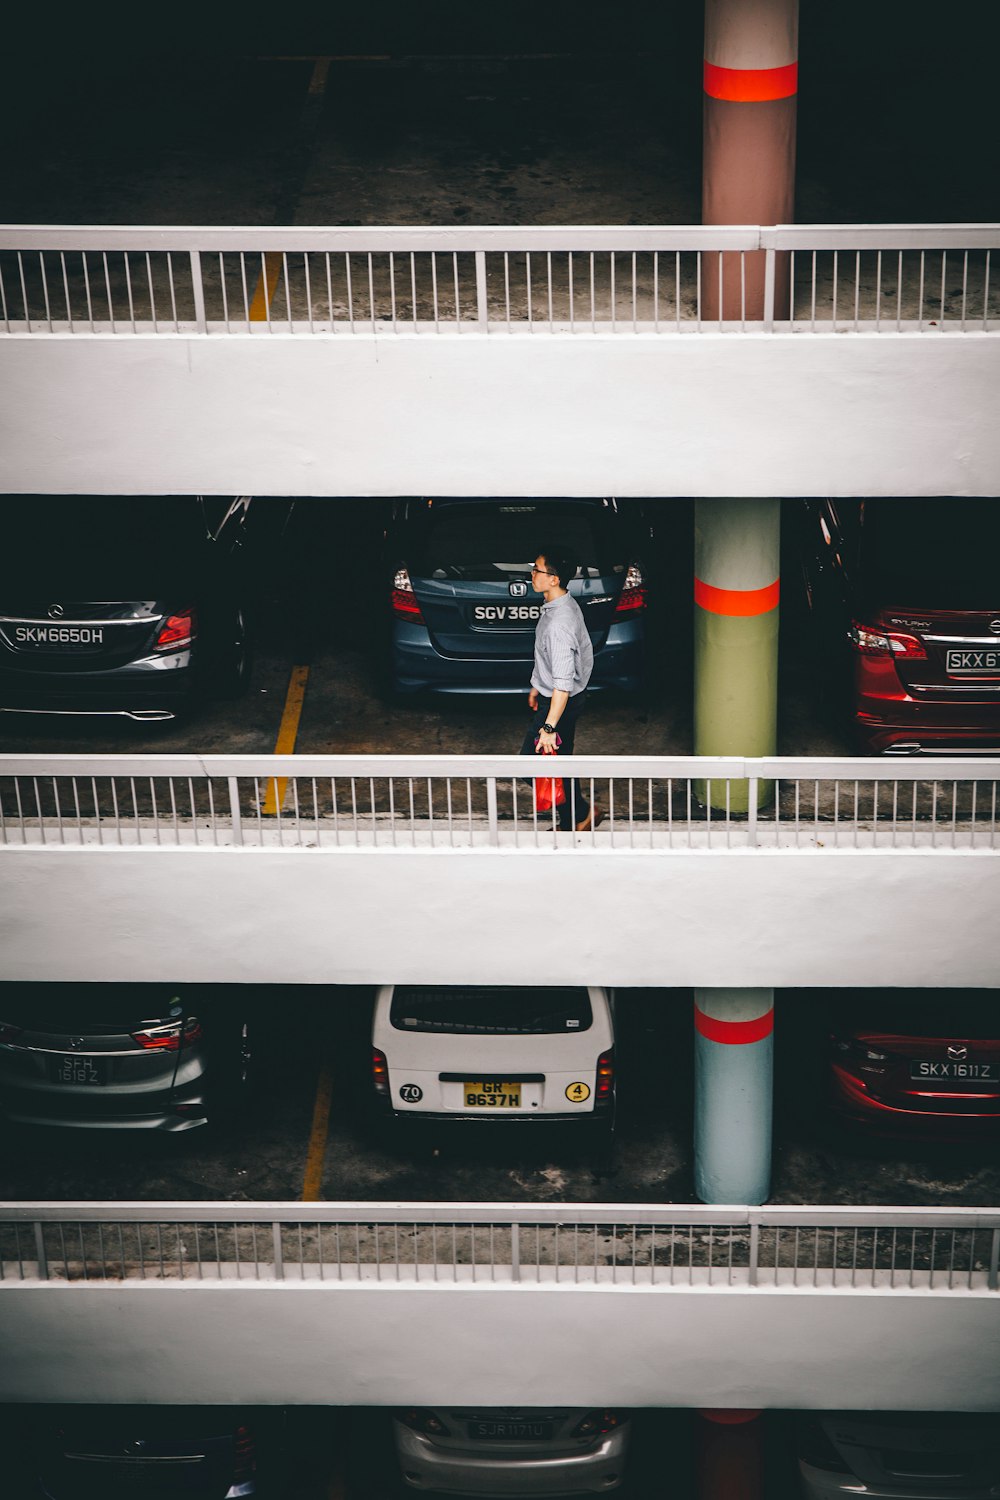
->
[531,591,594,697]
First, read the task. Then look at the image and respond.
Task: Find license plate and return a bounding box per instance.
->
[52,1056,104,1085]
[464,1080,522,1108]
[469,1420,554,1441]
[910,1060,998,1083]
[946,648,1000,673]
[12,625,105,648]
[471,605,540,624]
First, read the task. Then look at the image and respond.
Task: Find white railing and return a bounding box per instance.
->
[2,1202,997,1290]
[2,754,1000,851]
[1,224,997,335]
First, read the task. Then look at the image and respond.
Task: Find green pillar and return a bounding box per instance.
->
[694,497,779,812]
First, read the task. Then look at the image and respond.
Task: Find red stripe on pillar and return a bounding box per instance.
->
[703,61,798,102]
[694,577,780,617]
[694,1006,774,1045]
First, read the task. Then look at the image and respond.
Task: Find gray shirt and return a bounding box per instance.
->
[531,591,594,697]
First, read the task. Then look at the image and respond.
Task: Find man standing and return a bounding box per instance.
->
[520,545,604,832]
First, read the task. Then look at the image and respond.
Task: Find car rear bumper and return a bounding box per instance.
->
[392,620,643,694]
[0,1087,209,1133]
[853,685,1000,754]
[0,655,199,721]
[395,1425,629,1495]
[829,1069,1000,1137]
[798,1459,1000,1499]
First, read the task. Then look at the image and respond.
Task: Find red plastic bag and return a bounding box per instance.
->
[534,746,566,811]
[535,774,566,812]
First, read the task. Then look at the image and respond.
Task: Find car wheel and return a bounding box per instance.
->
[217,605,253,698]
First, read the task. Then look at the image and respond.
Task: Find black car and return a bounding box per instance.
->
[0,495,292,721]
[385,497,650,694]
[0,984,258,1134]
[29,1407,265,1499]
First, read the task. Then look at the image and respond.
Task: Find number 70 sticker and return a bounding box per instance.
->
[565,1081,591,1102]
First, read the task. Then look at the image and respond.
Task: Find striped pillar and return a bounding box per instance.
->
[694,497,779,812]
[703,0,798,321]
[696,1409,765,1500]
[694,988,773,1205]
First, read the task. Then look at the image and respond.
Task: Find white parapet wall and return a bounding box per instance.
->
[2,1279,999,1409]
[1,845,998,987]
[1,332,999,498]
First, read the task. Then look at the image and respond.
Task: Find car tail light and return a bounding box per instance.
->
[849,619,927,660]
[154,607,197,651]
[797,1417,851,1473]
[832,1035,890,1075]
[573,1410,626,1438]
[0,1021,24,1045]
[131,1016,203,1051]
[392,566,424,621]
[594,1048,615,1110]
[372,1047,390,1096]
[232,1425,256,1482]
[614,563,647,614]
[397,1408,451,1437]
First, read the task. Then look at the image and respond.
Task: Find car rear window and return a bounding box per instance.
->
[390,986,593,1034]
[840,992,1000,1040]
[406,502,620,582]
[860,499,1000,606]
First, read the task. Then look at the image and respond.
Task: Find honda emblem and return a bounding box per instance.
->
[509,581,528,598]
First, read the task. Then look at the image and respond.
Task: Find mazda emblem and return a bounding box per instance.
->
[47,604,65,619]
[989,620,1000,635]
[947,1044,968,1060]
[509,581,528,598]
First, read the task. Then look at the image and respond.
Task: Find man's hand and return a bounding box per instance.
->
[535,729,559,754]
[528,687,539,712]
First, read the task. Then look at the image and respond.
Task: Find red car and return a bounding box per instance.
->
[828,993,1000,1139]
[797,498,1000,754]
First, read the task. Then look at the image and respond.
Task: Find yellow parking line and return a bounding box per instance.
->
[262,663,309,816]
[301,1059,334,1202]
[248,252,284,322]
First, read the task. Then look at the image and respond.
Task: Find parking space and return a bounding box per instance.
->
[2,987,997,1210]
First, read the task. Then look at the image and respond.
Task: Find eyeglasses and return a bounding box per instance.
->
[531,564,555,575]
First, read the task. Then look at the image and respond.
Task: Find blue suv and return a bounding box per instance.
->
[387,498,648,694]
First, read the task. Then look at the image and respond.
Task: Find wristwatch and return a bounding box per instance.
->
[540,722,557,734]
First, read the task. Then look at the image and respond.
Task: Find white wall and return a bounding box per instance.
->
[2,1281,998,1409]
[1,332,998,498]
[1,846,997,987]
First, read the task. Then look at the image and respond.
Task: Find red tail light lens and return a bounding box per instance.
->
[397,1408,450,1436]
[849,620,926,660]
[573,1410,626,1438]
[232,1424,256,1480]
[154,607,197,651]
[614,563,646,614]
[392,567,425,621]
[131,1016,202,1051]
[372,1047,390,1096]
[595,1048,615,1110]
[832,1035,891,1075]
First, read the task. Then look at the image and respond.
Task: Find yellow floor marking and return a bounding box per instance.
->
[308,56,333,94]
[248,251,284,322]
[262,663,309,815]
[301,1058,334,1202]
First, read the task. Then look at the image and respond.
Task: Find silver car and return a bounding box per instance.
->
[392,1406,630,1495]
[0,985,255,1133]
[797,1411,1000,1498]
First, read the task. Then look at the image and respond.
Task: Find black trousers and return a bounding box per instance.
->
[519,691,590,831]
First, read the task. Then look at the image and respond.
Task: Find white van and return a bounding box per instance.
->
[371,985,615,1134]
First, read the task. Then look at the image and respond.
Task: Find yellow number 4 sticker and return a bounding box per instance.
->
[565,1081,591,1103]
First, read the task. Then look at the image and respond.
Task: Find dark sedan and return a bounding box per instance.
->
[797,497,1000,754]
[386,497,649,694]
[0,495,291,721]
